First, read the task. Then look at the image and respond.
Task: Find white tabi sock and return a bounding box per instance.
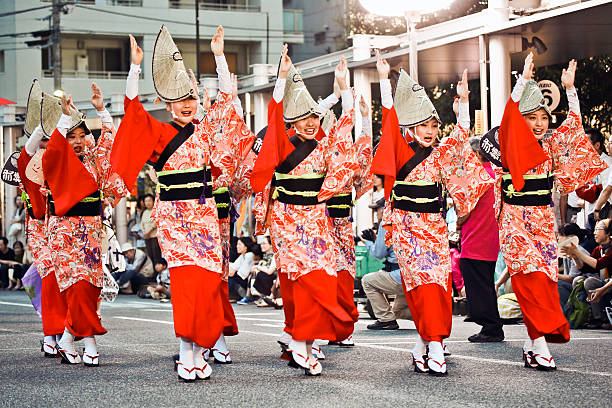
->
[58,328,76,353]
[193,343,205,367]
[179,338,194,369]
[212,334,231,362]
[278,330,292,345]
[55,334,62,343]
[523,338,534,352]
[83,336,98,356]
[412,334,428,357]
[532,336,551,357]
[44,335,56,347]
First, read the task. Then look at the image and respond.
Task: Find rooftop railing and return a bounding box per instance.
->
[168,1,261,12]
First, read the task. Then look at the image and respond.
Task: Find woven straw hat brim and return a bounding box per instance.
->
[519,79,552,116]
[39,92,85,137]
[282,65,321,123]
[394,69,439,127]
[152,25,196,103]
[25,80,43,136]
[25,149,45,185]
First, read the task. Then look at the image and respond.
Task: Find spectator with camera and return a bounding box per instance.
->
[360,198,410,330]
[114,242,155,294]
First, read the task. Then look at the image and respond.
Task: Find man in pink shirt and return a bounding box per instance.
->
[457,137,504,342]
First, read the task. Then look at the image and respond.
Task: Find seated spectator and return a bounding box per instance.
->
[584,277,612,330]
[229,237,255,301]
[361,221,411,330]
[7,241,32,291]
[113,242,155,294]
[562,219,612,329]
[144,258,171,301]
[557,223,597,306]
[7,196,25,247]
[0,236,17,289]
[250,236,278,306]
[141,194,162,263]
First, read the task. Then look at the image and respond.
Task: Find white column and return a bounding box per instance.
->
[251,63,274,133]
[111,114,128,245]
[478,35,489,133]
[487,0,511,126]
[352,68,377,235]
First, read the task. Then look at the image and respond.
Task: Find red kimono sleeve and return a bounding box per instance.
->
[249,99,295,193]
[42,129,98,217]
[110,96,177,188]
[371,106,414,200]
[17,148,46,219]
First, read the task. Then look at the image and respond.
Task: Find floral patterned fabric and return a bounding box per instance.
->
[47,125,129,291]
[496,111,606,282]
[257,108,358,280]
[26,216,54,278]
[151,92,238,272]
[327,134,374,276]
[384,121,494,292]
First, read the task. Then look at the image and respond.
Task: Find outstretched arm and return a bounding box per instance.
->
[376,50,392,109]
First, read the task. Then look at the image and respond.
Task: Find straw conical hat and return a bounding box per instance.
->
[320,105,337,135]
[24,80,43,136]
[394,69,439,127]
[25,149,45,185]
[283,64,321,122]
[518,79,551,116]
[39,92,85,137]
[152,25,196,103]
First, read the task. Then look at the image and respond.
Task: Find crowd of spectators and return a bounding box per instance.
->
[0,237,32,290]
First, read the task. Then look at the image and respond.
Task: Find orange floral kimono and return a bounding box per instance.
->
[46,125,128,292]
[496,110,606,342]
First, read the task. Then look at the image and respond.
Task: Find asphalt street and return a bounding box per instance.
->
[1,290,611,408]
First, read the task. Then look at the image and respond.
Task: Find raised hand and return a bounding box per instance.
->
[278,44,292,79]
[456,69,469,102]
[90,82,104,112]
[452,97,459,116]
[522,52,534,80]
[335,56,349,90]
[231,73,238,100]
[561,59,577,90]
[60,94,72,116]
[129,34,143,65]
[376,49,390,80]
[211,26,224,56]
[359,95,369,117]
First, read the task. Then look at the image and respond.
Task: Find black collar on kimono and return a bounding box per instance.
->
[153,122,195,172]
[396,141,433,181]
[275,135,318,174]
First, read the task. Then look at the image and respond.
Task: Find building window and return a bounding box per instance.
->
[86,48,122,72]
[314,31,326,46]
[0,50,4,73]
[200,52,238,75]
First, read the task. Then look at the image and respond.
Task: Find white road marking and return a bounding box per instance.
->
[0,301,33,308]
[115,316,172,325]
[254,323,285,328]
[356,343,612,378]
[355,337,612,345]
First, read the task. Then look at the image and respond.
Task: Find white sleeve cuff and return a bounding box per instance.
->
[233,97,244,118]
[361,115,372,138]
[56,114,72,137]
[25,125,44,156]
[126,64,141,100]
[97,109,113,128]
[318,93,339,115]
[273,78,286,103]
[215,55,231,93]
[566,88,580,116]
[458,101,470,129]
[380,79,393,109]
[511,75,528,103]
[340,89,353,112]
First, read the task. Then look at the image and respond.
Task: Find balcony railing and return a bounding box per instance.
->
[41,0,143,5]
[169,1,261,12]
[43,69,130,80]
[283,9,303,34]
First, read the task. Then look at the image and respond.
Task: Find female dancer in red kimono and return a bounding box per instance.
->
[251,47,358,376]
[497,53,606,370]
[372,51,493,376]
[111,26,239,381]
[326,96,374,347]
[41,83,129,367]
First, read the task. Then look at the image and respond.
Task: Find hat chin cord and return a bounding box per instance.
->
[407,127,434,148]
[170,109,194,123]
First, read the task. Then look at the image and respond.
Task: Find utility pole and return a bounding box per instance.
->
[52,0,62,91]
[195,0,200,81]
